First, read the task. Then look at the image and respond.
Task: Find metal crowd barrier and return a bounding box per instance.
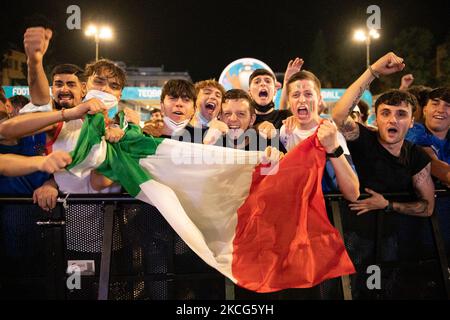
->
[0,190,449,300]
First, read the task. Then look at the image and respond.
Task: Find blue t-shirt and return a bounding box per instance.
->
[0,133,50,195]
[406,123,450,164]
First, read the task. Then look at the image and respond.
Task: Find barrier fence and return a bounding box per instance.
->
[1,190,449,300]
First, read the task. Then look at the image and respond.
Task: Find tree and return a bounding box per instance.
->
[391,27,434,87]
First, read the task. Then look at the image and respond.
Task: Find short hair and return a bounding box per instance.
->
[51,64,86,82]
[407,85,432,108]
[374,90,418,114]
[427,87,450,104]
[150,107,161,115]
[194,79,226,102]
[248,69,276,86]
[354,100,370,123]
[160,79,196,102]
[85,59,127,89]
[286,70,321,96]
[9,95,30,109]
[223,89,255,115]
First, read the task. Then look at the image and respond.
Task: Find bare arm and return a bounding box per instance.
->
[332,52,406,141]
[317,120,360,201]
[0,99,106,139]
[90,170,116,191]
[0,151,71,176]
[329,155,360,202]
[421,147,450,187]
[278,58,304,110]
[23,27,53,105]
[392,163,435,217]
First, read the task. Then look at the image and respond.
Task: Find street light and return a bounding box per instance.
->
[85,24,113,61]
[353,28,380,69]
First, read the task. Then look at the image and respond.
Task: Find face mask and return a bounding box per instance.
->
[84,90,119,119]
[163,116,189,134]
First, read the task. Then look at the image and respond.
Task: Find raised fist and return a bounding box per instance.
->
[371,52,405,76]
[23,27,53,64]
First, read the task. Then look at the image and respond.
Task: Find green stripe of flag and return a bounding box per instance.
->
[68,113,165,196]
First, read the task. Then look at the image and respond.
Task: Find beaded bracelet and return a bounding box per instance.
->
[60,108,68,122]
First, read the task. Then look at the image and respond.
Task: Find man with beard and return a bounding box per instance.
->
[1,27,130,210]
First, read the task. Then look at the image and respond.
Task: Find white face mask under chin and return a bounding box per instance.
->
[163,116,189,134]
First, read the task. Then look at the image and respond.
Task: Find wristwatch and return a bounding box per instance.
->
[326,145,344,158]
[384,201,395,213]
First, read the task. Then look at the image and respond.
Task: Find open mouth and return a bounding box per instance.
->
[387,127,398,134]
[297,106,309,117]
[433,115,446,120]
[58,93,74,100]
[173,111,184,116]
[205,103,216,111]
[259,90,268,98]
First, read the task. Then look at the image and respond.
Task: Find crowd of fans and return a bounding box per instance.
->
[0,26,449,298]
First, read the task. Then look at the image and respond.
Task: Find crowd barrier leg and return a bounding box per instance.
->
[97,203,115,300]
[430,211,450,299]
[225,278,235,300]
[330,200,353,300]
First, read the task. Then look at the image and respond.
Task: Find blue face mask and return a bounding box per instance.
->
[108,105,119,119]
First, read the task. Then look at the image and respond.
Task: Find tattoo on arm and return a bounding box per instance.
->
[350,84,369,110]
[338,118,360,141]
[393,200,428,216]
[394,164,435,217]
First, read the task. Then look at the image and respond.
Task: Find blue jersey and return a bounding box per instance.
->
[406,123,450,164]
[0,133,50,195]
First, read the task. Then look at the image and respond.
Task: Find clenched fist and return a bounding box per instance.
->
[317,120,340,153]
[23,27,53,64]
[371,52,405,77]
[37,151,72,174]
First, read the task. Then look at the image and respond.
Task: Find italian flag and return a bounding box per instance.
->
[67,114,355,293]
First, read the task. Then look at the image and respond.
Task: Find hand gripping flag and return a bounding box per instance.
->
[67,113,355,292]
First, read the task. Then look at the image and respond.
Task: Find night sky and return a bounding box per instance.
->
[2,0,449,82]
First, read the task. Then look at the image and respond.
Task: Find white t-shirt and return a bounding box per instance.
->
[52,119,121,194]
[279,123,350,155]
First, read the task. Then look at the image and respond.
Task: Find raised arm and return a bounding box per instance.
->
[278,58,304,110]
[332,52,405,141]
[23,27,53,106]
